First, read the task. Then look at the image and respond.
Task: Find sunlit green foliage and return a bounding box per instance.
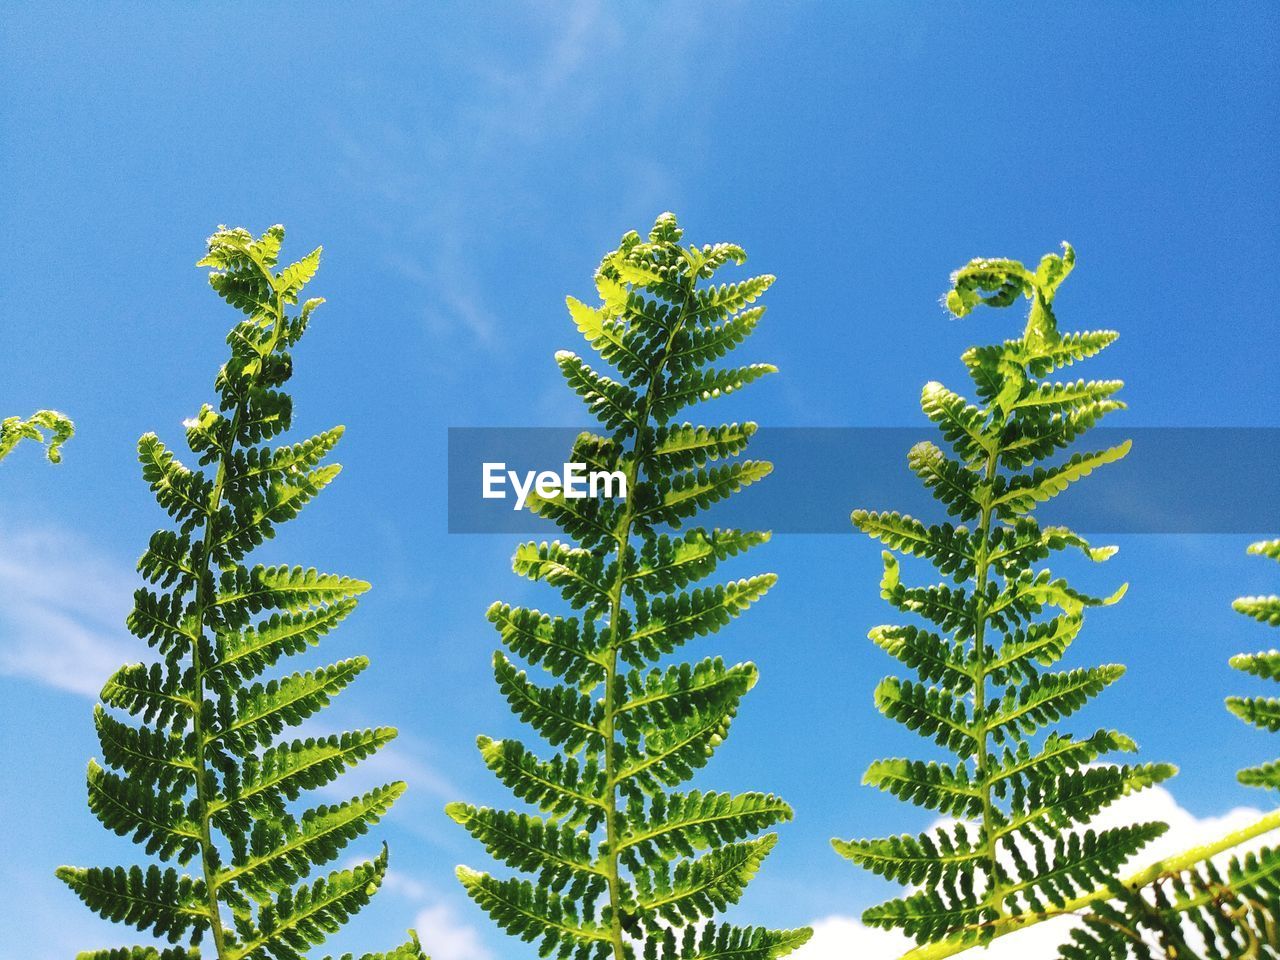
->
[836,245,1173,954]
[57,226,426,960]
[451,214,811,960]
[1229,539,1280,793]
[1058,539,1280,958]
[1,408,73,462]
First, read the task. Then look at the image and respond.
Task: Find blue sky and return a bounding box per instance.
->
[2,3,1278,958]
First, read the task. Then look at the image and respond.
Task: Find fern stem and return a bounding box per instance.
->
[972,439,1003,917]
[599,269,701,960]
[900,807,1280,959]
[187,256,285,959]
[603,498,634,958]
[189,402,248,959]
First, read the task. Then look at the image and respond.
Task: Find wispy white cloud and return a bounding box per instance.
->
[795,785,1270,959]
[384,250,499,348]
[463,0,619,146]
[0,523,136,696]
[379,864,495,960]
[382,868,431,901]
[324,0,710,359]
[414,901,495,960]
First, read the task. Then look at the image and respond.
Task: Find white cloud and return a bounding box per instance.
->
[795,785,1270,959]
[325,0,705,359]
[798,915,908,959]
[381,871,494,960]
[414,901,495,960]
[0,524,137,695]
[381,868,431,902]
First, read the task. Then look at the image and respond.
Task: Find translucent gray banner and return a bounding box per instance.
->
[447,427,1280,534]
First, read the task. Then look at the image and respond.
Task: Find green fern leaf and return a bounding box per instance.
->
[991,443,1131,514]
[85,760,202,862]
[841,245,1169,952]
[455,868,612,954]
[648,422,758,472]
[453,215,809,958]
[1231,541,1280,790]
[486,602,607,687]
[223,784,405,900]
[667,308,766,371]
[60,226,421,960]
[324,931,430,960]
[75,948,199,960]
[652,922,811,960]
[56,864,209,941]
[447,804,604,893]
[620,576,775,664]
[618,790,792,862]
[626,528,770,596]
[633,836,776,924]
[648,364,777,424]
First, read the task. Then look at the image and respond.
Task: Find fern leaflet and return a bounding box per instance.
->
[1,408,73,462]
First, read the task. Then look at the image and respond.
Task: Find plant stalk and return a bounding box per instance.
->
[187,256,285,958]
[599,262,701,960]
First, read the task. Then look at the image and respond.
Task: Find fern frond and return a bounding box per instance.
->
[486,602,607,688]
[991,443,1131,514]
[620,576,775,664]
[1058,846,1280,960]
[230,851,390,960]
[61,226,419,960]
[639,461,773,527]
[842,244,1168,952]
[834,824,984,887]
[477,736,607,829]
[558,351,642,432]
[1236,598,1280,627]
[215,599,360,682]
[648,364,778,424]
[907,442,982,522]
[454,215,808,958]
[1034,539,1280,957]
[494,651,604,752]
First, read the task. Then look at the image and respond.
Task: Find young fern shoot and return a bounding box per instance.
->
[1,408,73,462]
[836,245,1175,957]
[1058,539,1280,958]
[450,214,811,960]
[57,226,427,960]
